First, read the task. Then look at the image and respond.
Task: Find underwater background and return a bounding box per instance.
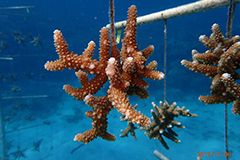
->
[0,0,240,160]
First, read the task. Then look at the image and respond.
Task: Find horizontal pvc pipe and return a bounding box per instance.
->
[153,150,169,160]
[1,95,49,100]
[106,0,239,29]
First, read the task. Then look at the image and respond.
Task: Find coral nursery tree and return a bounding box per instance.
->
[44,0,196,149]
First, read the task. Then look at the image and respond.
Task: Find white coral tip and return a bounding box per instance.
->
[84,94,92,102]
[191,49,198,55]
[180,60,186,64]
[234,35,240,39]
[53,29,61,34]
[212,23,219,29]
[126,57,133,62]
[89,63,95,69]
[73,135,79,141]
[151,102,156,106]
[108,57,115,64]
[199,35,206,41]
[159,72,165,79]
[222,73,231,79]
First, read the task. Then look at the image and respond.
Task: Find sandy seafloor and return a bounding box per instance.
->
[1,81,240,160]
[0,0,240,160]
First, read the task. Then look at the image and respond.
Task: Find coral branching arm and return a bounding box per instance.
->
[181,60,218,78]
[45,30,99,73]
[74,95,115,143]
[221,73,240,99]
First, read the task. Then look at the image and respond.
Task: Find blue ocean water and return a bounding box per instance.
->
[0,0,240,160]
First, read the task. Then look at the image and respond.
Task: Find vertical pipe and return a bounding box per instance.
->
[0,105,6,160]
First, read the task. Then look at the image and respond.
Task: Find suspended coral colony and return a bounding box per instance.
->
[44,0,239,158]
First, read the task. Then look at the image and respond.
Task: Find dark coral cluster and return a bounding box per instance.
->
[181,23,240,115]
[145,101,197,149]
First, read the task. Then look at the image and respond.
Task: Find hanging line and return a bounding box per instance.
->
[226,0,236,37]
[224,0,235,159]
[163,19,167,102]
[224,103,229,160]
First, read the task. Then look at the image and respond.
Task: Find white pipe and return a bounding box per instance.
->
[106,0,239,29]
[153,150,169,160]
[0,5,35,10]
[1,95,49,100]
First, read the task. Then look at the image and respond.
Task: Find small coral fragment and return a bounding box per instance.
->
[120,122,137,140]
[145,101,197,149]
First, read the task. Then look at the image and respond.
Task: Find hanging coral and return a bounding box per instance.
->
[44,4,196,148]
[181,23,240,115]
[145,101,197,149]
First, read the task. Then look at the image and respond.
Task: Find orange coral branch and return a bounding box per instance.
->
[181,60,218,78]
[108,87,150,127]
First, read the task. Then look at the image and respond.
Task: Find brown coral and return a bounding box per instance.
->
[145,101,197,149]
[221,73,240,115]
[181,23,240,115]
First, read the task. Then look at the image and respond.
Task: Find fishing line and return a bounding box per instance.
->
[226,0,235,38]
[163,19,167,102]
[224,103,229,160]
[224,0,235,159]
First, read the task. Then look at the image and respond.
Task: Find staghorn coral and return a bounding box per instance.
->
[145,101,197,149]
[120,122,137,140]
[44,4,195,148]
[181,23,240,115]
[45,5,163,144]
[221,73,240,115]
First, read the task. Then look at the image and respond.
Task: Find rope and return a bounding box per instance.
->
[163,19,167,102]
[226,0,235,37]
[109,0,116,47]
[224,0,235,159]
[224,104,229,160]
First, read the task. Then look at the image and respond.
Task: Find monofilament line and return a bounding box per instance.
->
[163,19,167,102]
[226,0,236,37]
[224,103,229,160]
[224,0,236,159]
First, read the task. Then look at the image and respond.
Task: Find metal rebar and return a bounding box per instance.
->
[106,0,239,29]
